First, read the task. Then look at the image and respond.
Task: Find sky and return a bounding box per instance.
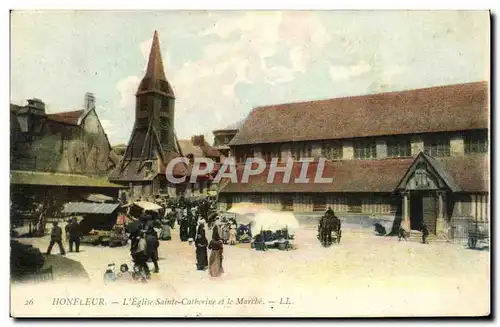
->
[10,10,490,146]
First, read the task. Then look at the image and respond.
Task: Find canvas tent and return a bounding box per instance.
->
[226,203,273,225]
[250,211,300,237]
[133,201,163,211]
[227,203,272,215]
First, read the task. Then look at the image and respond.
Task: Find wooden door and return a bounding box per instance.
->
[422,195,437,234]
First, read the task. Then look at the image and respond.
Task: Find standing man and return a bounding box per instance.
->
[67,217,82,253]
[421,223,430,244]
[132,231,150,279]
[145,227,160,273]
[46,221,66,255]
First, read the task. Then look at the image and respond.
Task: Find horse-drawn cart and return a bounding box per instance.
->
[467,220,489,249]
[317,214,342,247]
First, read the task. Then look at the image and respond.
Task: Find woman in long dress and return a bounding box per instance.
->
[229,224,237,245]
[221,223,230,244]
[195,230,208,270]
[208,227,224,277]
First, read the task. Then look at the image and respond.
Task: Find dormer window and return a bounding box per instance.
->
[144,161,153,172]
[140,78,152,91]
[159,80,170,93]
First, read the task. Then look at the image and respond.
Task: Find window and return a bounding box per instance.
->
[464,131,488,154]
[424,136,450,157]
[281,195,294,211]
[262,150,272,163]
[137,118,148,129]
[293,143,312,160]
[161,97,170,108]
[321,141,343,160]
[262,144,282,162]
[159,117,170,131]
[226,197,233,210]
[159,80,170,94]
[387,137,411,158]
[250,195,262,204]
[140,78,152,91]
[347,197,362,213]
[244,147,254,162]
[354,139,376,159]
[138,95,153,112]
[312,196,327,212]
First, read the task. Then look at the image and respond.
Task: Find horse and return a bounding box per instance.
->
[318,215,342,246]
[318,216,332,246]
[330,215,342,244]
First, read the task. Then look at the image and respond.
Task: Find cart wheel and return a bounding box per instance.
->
[468,237,477,249]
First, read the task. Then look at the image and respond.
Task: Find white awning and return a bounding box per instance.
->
[133,201,163,211]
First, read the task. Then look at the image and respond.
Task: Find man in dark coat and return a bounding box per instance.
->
[421,223,430,244]
[179,210,189,242]
[145,227,160,273]
[46,221,66,255]
[66,217,82,252]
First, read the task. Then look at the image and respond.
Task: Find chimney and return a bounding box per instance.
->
[26,98,46,114]
[191,135,205,147]
[84,92,96,110]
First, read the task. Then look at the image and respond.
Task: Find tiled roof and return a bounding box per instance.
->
[439,155,489,193]
[219,155,488,194]
[63,202,120,214]
[178,139,221,158]
[230,81,489,146]
[10,170,123,188]
[46,110,85,125]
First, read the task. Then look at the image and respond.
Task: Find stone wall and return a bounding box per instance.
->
[222,192,397,216]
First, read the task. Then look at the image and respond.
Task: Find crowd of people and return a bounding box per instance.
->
[101,196,233,283]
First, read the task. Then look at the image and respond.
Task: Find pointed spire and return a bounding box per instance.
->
[144,30,166,81]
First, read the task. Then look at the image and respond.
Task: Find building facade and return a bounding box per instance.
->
[219,81,489,237]
[10,93,123,219]
[177,135,221,197]
[11,94,120,176]
[212,120,242,158]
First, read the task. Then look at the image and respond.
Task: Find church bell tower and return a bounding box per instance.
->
[135,30,176,153]
[109,30,184,188]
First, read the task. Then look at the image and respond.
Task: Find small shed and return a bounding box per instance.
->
[62,202,121,234]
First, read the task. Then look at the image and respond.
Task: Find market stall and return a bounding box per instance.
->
[250,211,299,251]
[62,202,125,246]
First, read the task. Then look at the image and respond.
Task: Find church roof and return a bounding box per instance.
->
[145,30,166,82]
[136,30,175,98]
[230,81,489,146]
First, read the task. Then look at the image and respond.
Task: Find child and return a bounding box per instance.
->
[116,264,134,281]
[132,264,148,283]
[103,263,116,284]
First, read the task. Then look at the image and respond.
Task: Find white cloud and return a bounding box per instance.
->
[116,12,335,140]
[116,76,140,108]
[100,119,115,135]
[329,61,372,82]
[170,12,333,131]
